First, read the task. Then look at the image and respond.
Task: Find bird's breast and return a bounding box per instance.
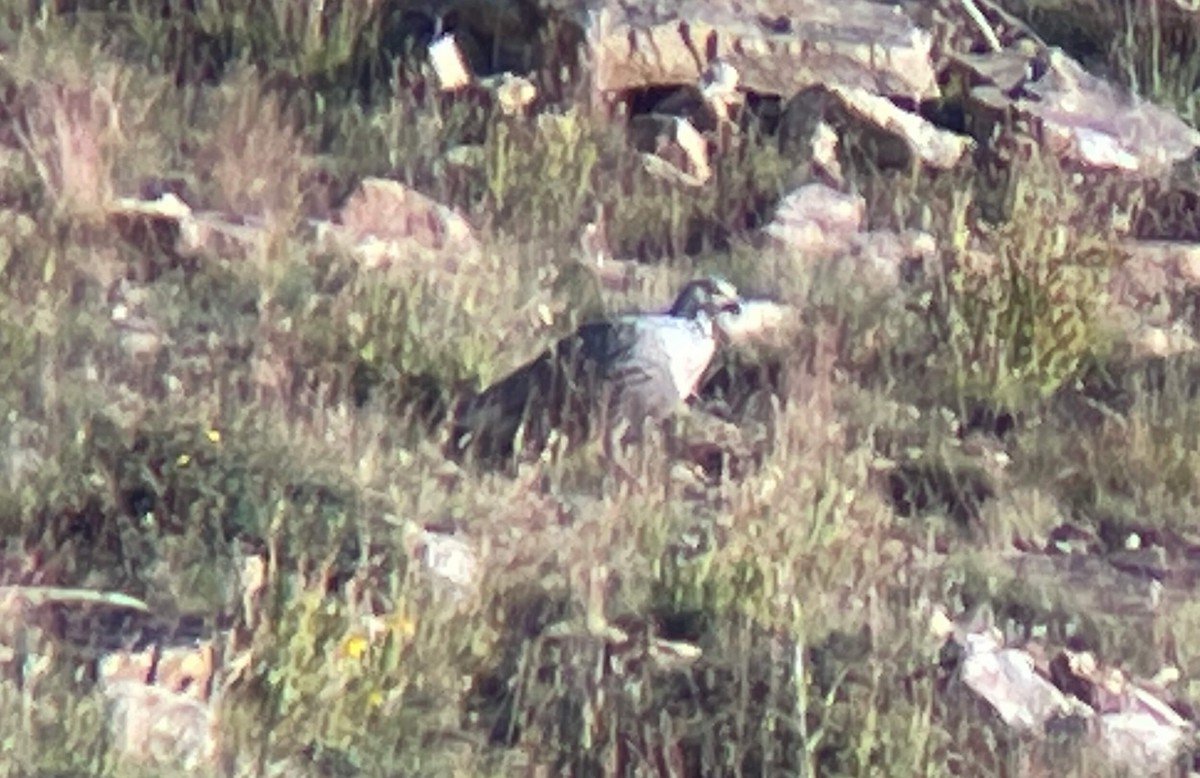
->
[645,316,717,399]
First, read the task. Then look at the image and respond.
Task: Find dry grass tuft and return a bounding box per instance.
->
[3,48,125,218]
[194,67,312,223]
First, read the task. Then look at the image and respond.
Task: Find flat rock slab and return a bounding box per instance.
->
[827,85,973,169]
[1115,240,1200,300]
[761,183,937,289]
[780,84,973,172]
[334,177,478,254]
[952,47,1200,175]
[582,0,939,99]
[320,177,482,275]
[937,609,1194,775]
[1089,239,1200,356]
[1099,710,1192,776]
[958,632,1078,733]
[108,193,275,261]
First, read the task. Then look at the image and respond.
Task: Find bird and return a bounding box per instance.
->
[448,276,744,472]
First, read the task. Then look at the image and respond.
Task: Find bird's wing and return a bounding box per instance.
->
[599,314,706,418]
[628,315,715,401]
[449,319,635,458]
[566,319,640,380]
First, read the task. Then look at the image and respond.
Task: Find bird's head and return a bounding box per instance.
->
[668,275,743,321]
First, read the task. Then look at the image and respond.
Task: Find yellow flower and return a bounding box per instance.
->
[367,690,384,708]
[388,611,417,639]
[340,633,370,660]
[205,428,221,444]
[176,453,191,466]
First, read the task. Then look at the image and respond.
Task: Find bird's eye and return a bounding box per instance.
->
[722,300,742,315]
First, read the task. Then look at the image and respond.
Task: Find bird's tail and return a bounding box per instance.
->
[444,354,558,468]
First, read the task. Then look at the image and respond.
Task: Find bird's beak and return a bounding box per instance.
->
[711,300,742,343]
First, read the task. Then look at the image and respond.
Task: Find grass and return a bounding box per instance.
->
[0,1,1199,776]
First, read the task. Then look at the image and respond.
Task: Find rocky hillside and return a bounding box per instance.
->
[3,0,1200,775]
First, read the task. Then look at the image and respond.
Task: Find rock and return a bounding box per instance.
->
[398,520,480,601]
[114,318,165,362]
[109,192,193,224]
[109,281,168,362]
[937,607,1195,775]
[958,629,1080,733]
[334,177,475,251]
[1117,240,1200,298]
[809,120,844,186]
[715,299,796,348]
[420,532,478,594]
[763,184,865,254]
[761,183,937,289]
[781,85,972,170]
[99,641,215,699]
[108,193,193,256]
[322,177,481,274]
[0,588,220,769]
[1047,649,1126,713]
[108,192,275,262]
[853,230,938,286]
[1106,240,1200,357]
[104,680,219,771]
[1128,324,1200,359]
[428,33,474,91]
[582,0,939,101]
[1098,710,1191,776]
[698,59,743,124]
[1046,647,1193,775]
[952,47,1200,175]
[830,85,972,168]
[946,46,1042,97]
[111,177,479,273]
[0,585,223,768]
[631,115,711,185]
[179,211,273,260]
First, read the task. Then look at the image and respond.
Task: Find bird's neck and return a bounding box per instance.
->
[687,311,715,339]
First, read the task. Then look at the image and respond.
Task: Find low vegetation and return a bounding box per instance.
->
[1,1,1199,776]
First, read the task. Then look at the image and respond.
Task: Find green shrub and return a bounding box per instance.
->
[928,151,1123,408]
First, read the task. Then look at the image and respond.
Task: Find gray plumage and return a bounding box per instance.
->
[449,276,743,466]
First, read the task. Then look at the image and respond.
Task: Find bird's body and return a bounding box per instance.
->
[449,276,742,468]
[596,311,718,416]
